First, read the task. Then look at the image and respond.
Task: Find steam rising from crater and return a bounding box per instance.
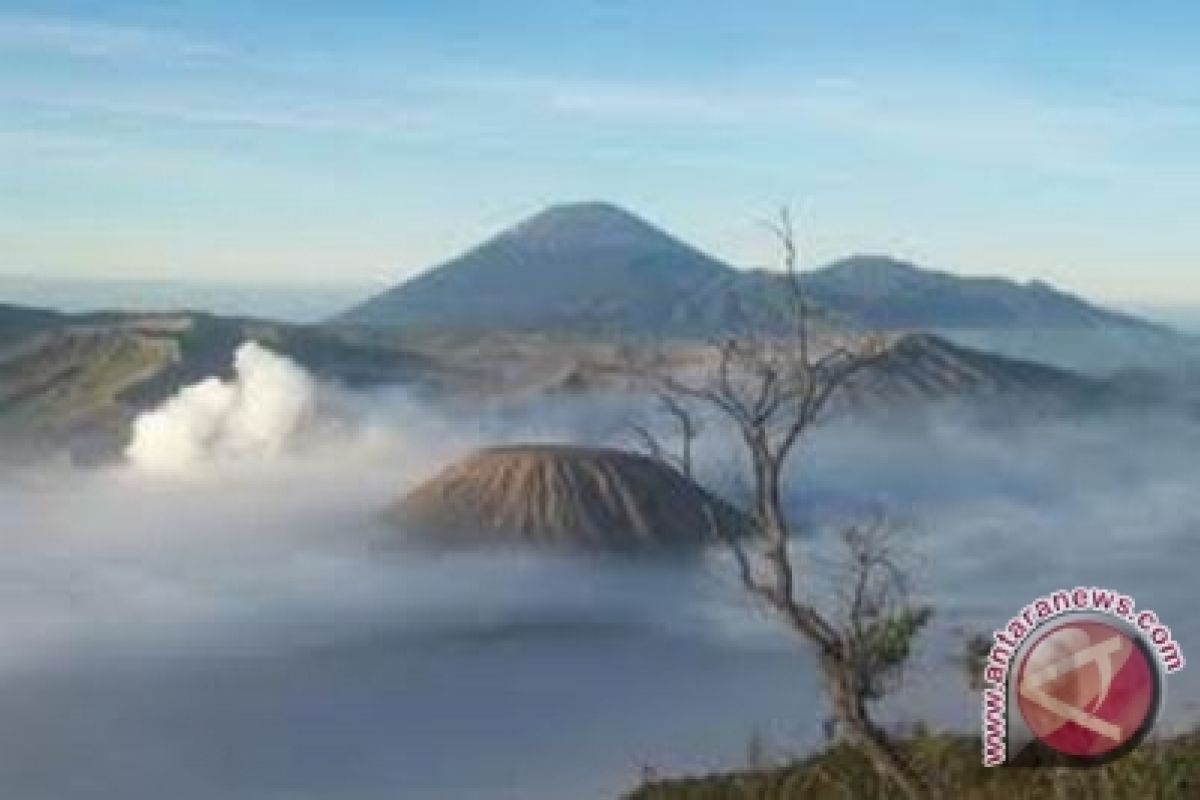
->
[125,342,329,473]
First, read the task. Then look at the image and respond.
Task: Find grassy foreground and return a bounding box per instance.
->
[625,731,1200,799]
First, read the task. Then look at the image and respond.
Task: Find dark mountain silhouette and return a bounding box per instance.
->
[340,202,741,334]
[800,255,1165,332]
[798,256,1197,374]
[335,203,1188,372]
[0,302,66,345]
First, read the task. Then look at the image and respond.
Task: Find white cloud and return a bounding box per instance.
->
[0,83,437,139]
[0,13,227,61]
[431,66,1200,177]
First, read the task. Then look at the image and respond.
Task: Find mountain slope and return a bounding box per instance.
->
[336,203,1190,375]
[797,256,1199,374]
[0,299,1171,465]
[523,330,1118,418]
[0,302,66,347]
[801,255,1166,331]
[340,202,740,334]
[838,332,1113,415]
[0,307,440,461]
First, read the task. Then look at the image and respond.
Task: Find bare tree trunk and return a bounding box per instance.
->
[820,652,933,800]
[649,207,933,798]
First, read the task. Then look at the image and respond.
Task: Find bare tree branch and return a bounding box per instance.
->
[625,390,699,478]
[641,206,933,799]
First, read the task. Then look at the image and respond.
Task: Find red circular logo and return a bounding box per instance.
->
[1016,618,1159,759]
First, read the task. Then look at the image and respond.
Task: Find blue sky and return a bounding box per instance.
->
[2,1,1198,303]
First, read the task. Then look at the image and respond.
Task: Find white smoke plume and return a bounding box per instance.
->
[125,342,331,473]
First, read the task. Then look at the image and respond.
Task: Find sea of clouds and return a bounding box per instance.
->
[1,342,1198,799]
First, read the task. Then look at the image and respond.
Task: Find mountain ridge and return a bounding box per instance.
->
[0,297,1183,465]
[801,254,1169,332]
[0,307,441,462]
[336,203,1180,352]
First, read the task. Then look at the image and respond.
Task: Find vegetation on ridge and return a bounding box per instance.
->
[626,730,1200,799]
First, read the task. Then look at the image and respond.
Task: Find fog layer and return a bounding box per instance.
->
[1,346,1196,799]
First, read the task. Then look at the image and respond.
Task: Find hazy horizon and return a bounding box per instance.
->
[0,272,376,323]
[4,261,1198,330]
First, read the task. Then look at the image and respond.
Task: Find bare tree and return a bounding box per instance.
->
[641,209,934,798]
[627,390,698,479]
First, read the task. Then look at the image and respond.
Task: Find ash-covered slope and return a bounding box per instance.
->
[840,332,1112,412]
[389,445,748,552]
[503,331,1118,417]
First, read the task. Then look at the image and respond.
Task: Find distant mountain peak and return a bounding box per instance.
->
[520,200,640,224]
[823,254,922,275]
[805,255,933,297]
[501,201,688,252]
[802,253,1172,344]
[337,202,736,332]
